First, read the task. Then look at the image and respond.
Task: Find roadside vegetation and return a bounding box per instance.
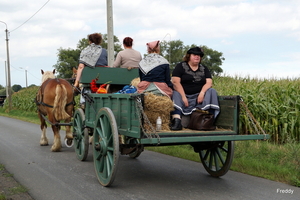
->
[0,75,299,187]
[0,164,30,200]
[147,140,300,187]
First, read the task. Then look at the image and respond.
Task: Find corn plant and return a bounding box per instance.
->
[214,76,300,144]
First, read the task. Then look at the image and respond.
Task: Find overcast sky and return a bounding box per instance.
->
[0,0,300,87]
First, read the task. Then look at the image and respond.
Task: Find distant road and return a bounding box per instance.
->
[0,116,299,200]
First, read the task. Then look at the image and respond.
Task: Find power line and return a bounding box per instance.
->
[10,0,50,33]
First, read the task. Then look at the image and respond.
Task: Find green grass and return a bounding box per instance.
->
[9,185,28,195]
[0,109,39,123]
[0,164,29,199]
[146,140,300,187]
[0,165,5,200]
[3,173,13,178]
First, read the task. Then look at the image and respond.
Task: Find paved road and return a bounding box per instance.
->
[0,116,299,200]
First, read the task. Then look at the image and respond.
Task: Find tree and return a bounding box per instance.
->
[54,48,80,79]
[102,34,123,56]
[12,84,22,92]
[53,33,122,78]
[189,44,224,76]
[0,89,6,96]
[160,40,188,69]
[160,40,224,76]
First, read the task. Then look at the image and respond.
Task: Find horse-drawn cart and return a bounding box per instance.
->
[72,67,269,187]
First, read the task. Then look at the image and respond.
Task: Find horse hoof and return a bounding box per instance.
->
[64,138,73,148]
[51,148,61,152]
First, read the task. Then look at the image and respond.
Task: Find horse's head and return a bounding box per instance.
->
[41,69,56,83]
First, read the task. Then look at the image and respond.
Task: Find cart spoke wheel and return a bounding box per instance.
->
[129,144,144,158]
[93,107,119,187]
[128,139,144,158]
[199,141,234,177]
[73,108,89,161]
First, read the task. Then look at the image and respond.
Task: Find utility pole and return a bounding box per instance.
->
[106,0,114,67]
[25,69,28,87]
[20,67,28,87]
[0,21,12,110]
[5,61,8,97]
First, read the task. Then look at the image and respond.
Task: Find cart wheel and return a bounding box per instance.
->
[73,108,89,161]
[93,107,119,187]
[199,141,234,177]
[129,145,144,158]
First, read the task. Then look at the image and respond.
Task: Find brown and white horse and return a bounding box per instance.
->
[36,69,74,152]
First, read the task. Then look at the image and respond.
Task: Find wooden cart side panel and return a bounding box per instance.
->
[80,67,139,85]
[215,96,239,133]
[85,94,141,137]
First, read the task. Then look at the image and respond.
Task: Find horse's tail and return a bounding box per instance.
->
[53,84,70,121]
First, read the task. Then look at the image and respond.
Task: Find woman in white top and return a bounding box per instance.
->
[113,37,142,69]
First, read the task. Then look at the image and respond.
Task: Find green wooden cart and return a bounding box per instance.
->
[72,67,269,187]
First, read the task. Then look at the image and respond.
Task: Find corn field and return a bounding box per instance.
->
[214,76,300,144]
[3,76,300,144]
[5,86,39,112]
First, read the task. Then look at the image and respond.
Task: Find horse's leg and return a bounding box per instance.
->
[38,111,49,146]
[48,113,62,152]
[51,84,69,151]
[51,124,62,152]
[64,103,74,146]
[64,119,73,147]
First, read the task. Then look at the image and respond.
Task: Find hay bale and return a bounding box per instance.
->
[143,93,174,132]
[131,77,140,88]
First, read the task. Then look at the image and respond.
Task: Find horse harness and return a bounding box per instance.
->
[35,78,75,108]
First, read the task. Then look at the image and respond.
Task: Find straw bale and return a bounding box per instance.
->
[143,93,174,132]
[131,77,140,87]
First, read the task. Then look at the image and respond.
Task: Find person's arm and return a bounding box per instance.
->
[138,68,144,81]
[112,52,122,68]
[197,78,213,103]
[172,76,189,107]
[164,64,173,88]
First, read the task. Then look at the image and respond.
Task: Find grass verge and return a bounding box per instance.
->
[0,164,31,200]
[146,141,300,187]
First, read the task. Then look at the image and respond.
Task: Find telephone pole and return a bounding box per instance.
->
[106,0,114,67]
[0,21,12,110]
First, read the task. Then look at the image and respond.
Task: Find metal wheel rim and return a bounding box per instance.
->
[129,145,144,158]
[199,141,234,177]
[93,107,119,187]
[73,108,89,161]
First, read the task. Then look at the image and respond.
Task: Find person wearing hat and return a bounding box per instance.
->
[137,40,173,98]
[170,47,220,130]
